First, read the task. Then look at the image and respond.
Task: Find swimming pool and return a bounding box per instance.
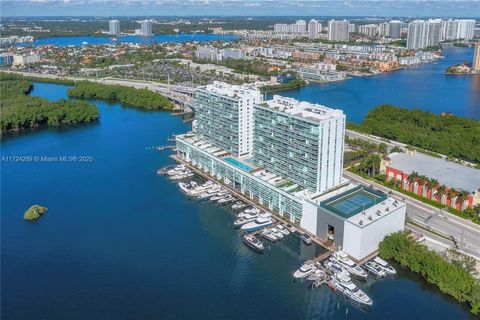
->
[224,156,253,172]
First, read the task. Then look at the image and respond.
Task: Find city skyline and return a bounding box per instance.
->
[2,0,480,18]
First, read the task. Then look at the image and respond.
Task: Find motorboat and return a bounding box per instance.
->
[240,214,273,232]
[300,234,313,245]
[233,216,257,228]
[286,224,296,233]
[196,185,222,200]
[324,259,349,276]
[333,251,368,279]
[187,181,214,197]
[307,268,327,283]
[210,192,230,202]
[242,207,261,215]
[231,201,247,210]
[178,181,196,194]
[270,227,284,240]
[293,260,317,279]
[242,234,264,252]
[237,210,259,220]
[331,272,373,307]
[166,164,186,176]
[373,257,397,276]
[277,224,290,236]
[218,195,235,205]
[261,228,278,242]
[169,172,193,180]
[364,261,386,278]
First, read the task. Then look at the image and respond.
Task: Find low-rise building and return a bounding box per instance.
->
[381,151,480,210]
[297,63,347,82]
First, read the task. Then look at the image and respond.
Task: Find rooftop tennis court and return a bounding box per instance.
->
[321,186,387,219]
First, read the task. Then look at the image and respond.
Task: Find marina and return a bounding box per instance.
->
[159,162,404,308]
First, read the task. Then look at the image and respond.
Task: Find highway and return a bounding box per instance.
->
[344,170,480,259]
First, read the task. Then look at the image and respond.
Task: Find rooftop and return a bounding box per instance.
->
[387,152,480,193]
[259,95,344,123]
[200,81,261,99]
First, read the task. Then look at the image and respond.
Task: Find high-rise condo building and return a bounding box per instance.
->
[473,43,480,72]
[358,24,378,38]
[328,20,350,42]
[109,20,120,35]
[252,95,345,193]
[441,19,475,41]
[406,19,442,50]
[194,82,262,157]
[308,19,322,39]
[140,20,152,36]
[388,20,402,38]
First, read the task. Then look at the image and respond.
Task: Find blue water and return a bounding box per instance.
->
[19,33,237,47]
[270,47,480,123]
[1,75,476,318]
[224,156,253,172]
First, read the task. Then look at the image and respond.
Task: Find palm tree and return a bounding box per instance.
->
[405,171,419,191]
[447,188,458,207]
[426,178,439,199]
[435,185,447,204]
[418,175,428,196]
[456,190,470,211]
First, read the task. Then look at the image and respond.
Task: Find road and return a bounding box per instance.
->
[344,170,480,259]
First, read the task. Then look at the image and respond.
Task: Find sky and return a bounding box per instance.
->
[1,0,480,18]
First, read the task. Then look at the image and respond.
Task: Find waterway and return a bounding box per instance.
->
[1,82,475,319]
[19,33,237,47]
[269,46,480,123]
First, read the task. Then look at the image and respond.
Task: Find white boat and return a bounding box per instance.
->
[231,201,247,210]
[187,181,214,196]
[300,234,312,245]
[242,207,261,215]
[364,261,386,278]
[169,172,194,180]
[331,272,373,306]
[293,260,317,279]
[233,216,256,228]
[210,192,230,202]
[270,227,284,240]
[261,228,278,242]
[324,259,349,276]
[277,224,290,236]
[373,257,397,276]
[242,234,264,252]
[286,224,296,233]
[166,164,186,175]
[237,210,259,219]
[218,195,235,204]
[240,214,273,232]
[307,268,327,283]
[333,251,368,279]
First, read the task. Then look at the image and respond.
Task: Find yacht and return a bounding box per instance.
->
[169,172,194,180]
[233,216,257,228]
[331,272,373,307]
[373,257,397,276]
[333,251,368,279]
[324,259,349,276]
[237,210,259,220]
[293,260,317,279]
[210,192,229,202]
[277,224,290,236]
[197,185,222,200]
[242,207,261,215]
[261,228,278,242]
[187,181,214,196]
[364,261,386,278]
[300,234,313,245]
[286,224,296,233]
[242,234,264,252]
[270,227,284,240]
[240,213,273,232]
[231,201,247,210]
[218,195,235,205]
[166,164,186,176]
[178,181,197,194]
